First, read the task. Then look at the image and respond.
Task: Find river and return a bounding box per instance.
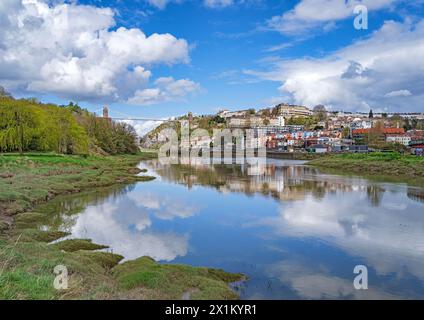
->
[35,158,424,299]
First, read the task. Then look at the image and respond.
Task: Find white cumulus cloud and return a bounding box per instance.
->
[0,0,196,104]
[267,0,399,35]
[246,19,424,112]
[128,77,201,105]
[120,119,165,137]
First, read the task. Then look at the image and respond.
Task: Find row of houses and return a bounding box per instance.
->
[264,129,357,153]
[264,126,424,154]
[184,119,423,155]
[213,104,424,155]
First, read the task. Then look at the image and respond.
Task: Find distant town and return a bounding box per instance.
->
[141,103,424,156]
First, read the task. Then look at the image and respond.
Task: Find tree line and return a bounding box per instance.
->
[0,88,138,155]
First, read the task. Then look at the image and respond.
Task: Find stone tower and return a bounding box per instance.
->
[103,106,109,119]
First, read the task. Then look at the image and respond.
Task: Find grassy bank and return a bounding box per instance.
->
[267,151,326,160]
[0,153,157,217]
[0,153,243,300]
[308,153,424,185]
[0,236,243,299]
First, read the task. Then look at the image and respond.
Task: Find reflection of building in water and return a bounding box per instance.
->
[145,159,378,203]
[367,185,385,207]
[408,188,424,203]
[217,164,376,202]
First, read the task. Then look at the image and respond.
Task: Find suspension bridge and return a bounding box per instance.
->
[93,107,174,122]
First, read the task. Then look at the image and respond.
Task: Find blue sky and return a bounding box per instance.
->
[1,0,423,123]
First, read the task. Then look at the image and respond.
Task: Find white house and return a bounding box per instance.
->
[308,144,328,153]
[269,116,286,127]
[386,135,411,146]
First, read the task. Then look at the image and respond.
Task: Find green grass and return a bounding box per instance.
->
[53,239,109,252]
[0,270,55,300]
[0,152,157,216]
[0,240,244,300]
[308,152,424,185]
[10,229,70,243]
[316,152,424,162]
[0,240,117,299]
[113,257,244,300]
[76,252,124,270]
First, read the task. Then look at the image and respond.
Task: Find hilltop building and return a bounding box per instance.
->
[218,109,251,119]
[276,103,312,118]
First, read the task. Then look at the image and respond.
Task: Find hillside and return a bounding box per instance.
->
[140,114,227,149]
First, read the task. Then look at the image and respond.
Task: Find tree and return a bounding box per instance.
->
[271,106,280,117]
[211,115,225,124]
[366,120,384,146]
[313,105,326,113]
[0,86,12,99]
[313,105,327,122]
[287,116,317,130]
[0,100,42,153]
[404,118,412,131]
[262,109,271,117]
[1,97,87,154]
[64,101,84,114]
[342,127,351,139]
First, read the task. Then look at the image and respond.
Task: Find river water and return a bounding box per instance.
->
[35,158,424,299]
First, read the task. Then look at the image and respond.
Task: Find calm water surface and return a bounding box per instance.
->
[36,158,424,299]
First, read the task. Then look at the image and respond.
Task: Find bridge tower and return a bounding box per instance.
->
[103,106,109,119]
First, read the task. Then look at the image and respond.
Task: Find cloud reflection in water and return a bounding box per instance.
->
[69,188,201,261]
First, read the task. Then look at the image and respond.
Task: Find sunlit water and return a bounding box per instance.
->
[35,158,424,299]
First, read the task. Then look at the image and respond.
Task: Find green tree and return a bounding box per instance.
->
[313,105,327,121]
[262,109,271,117]
[0,97,89,154]
[342,127,351,139]
[0,86,12,99]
